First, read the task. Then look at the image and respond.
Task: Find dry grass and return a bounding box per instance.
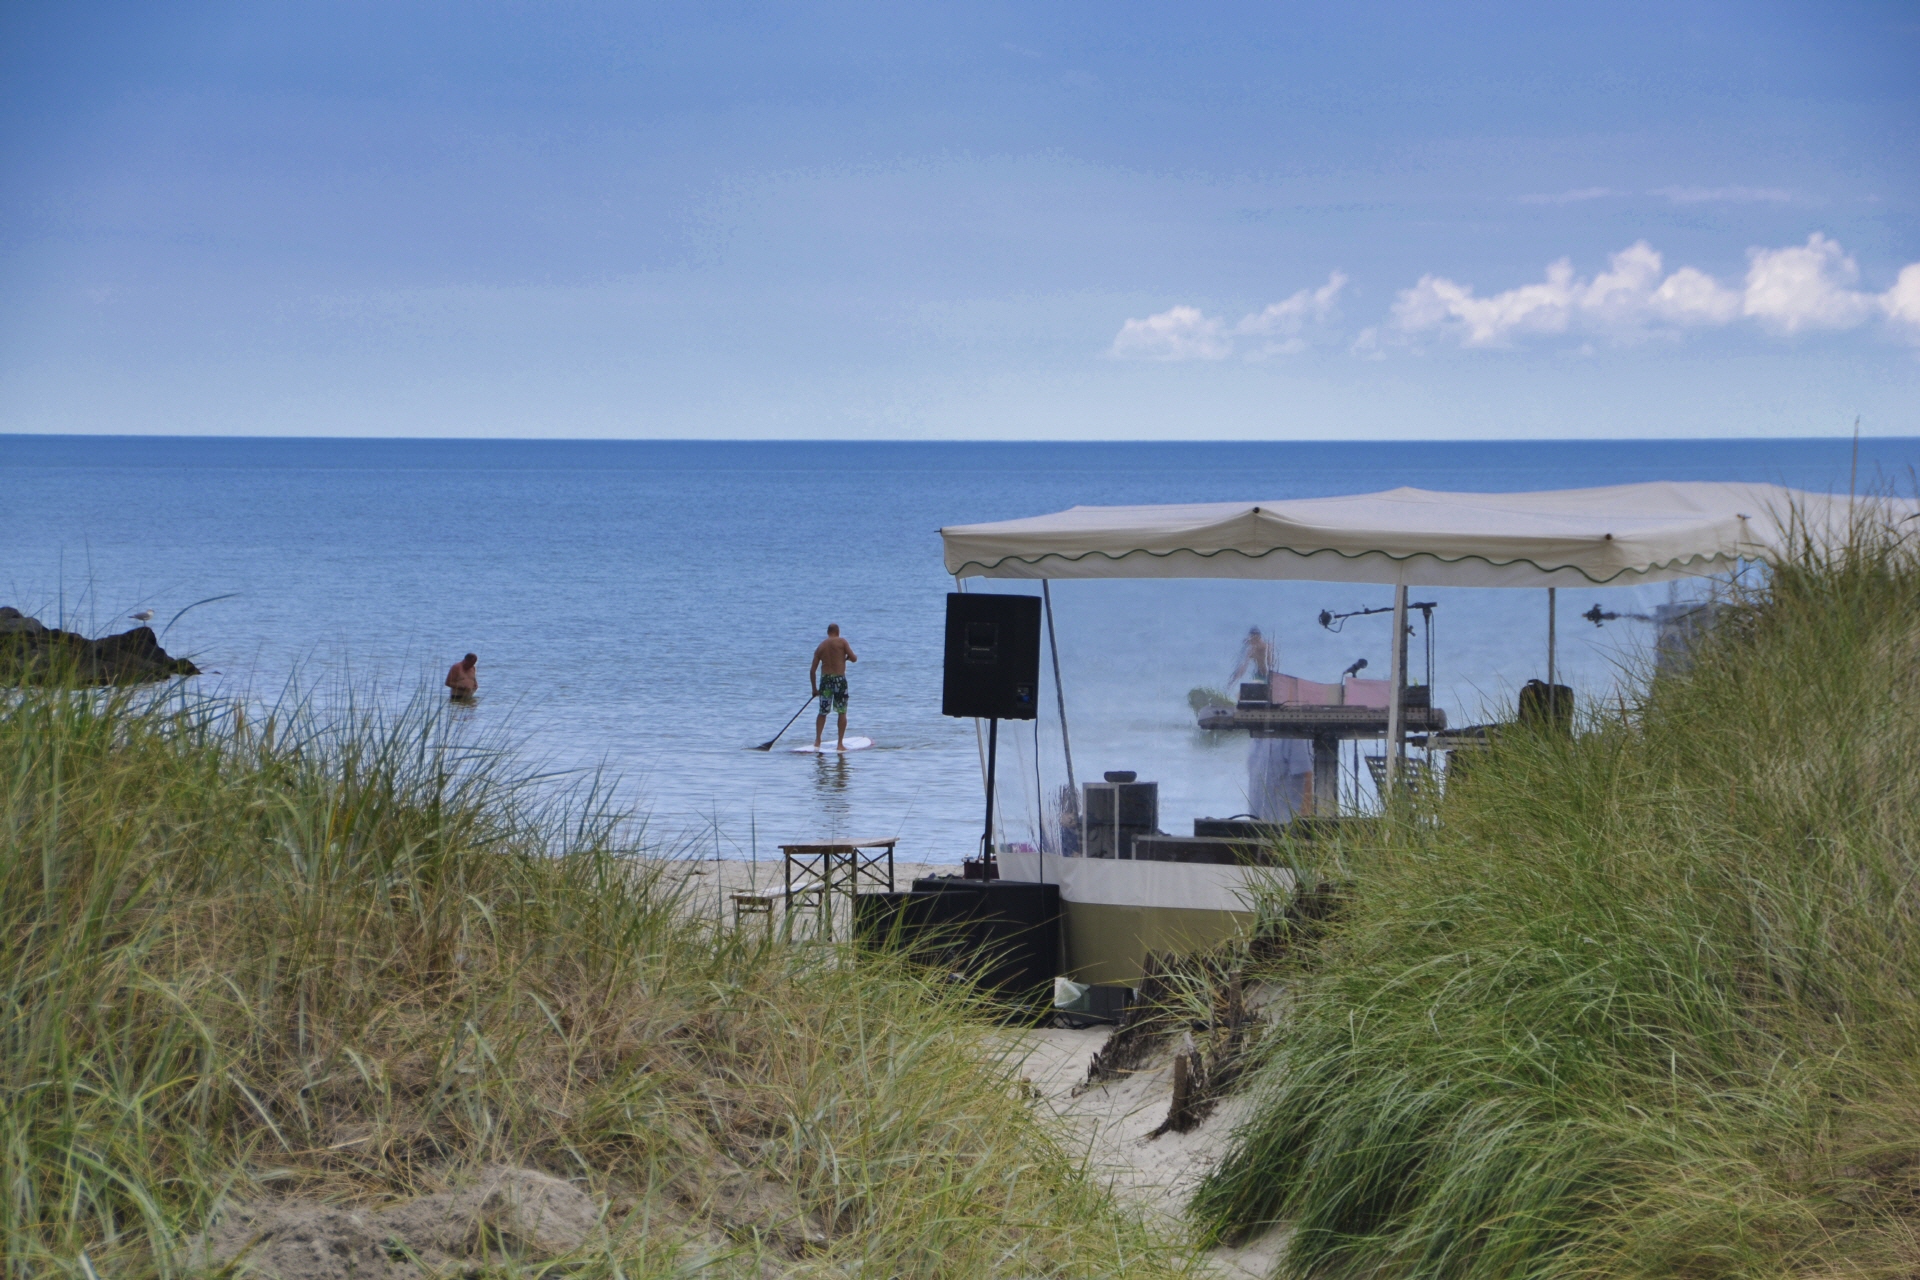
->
[1194,516,1920,1278]
[0,683,1184,1278]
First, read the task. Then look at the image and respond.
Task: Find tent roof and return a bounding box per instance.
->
[940,481,1877,587]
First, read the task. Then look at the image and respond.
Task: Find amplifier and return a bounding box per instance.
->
[1083,779,1158,859]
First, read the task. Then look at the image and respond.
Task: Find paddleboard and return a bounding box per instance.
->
[790,736,874,753]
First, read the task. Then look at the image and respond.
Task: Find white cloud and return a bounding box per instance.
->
[1519,187,1622,205]
[1742,233,1876,332]
[1649,266,1742,325]
[1110,273,1346,361]
[1651,185,1797,204]
[1121,238,1920,362]
[1884,264,1920,332]
[1235,272,1347,356]
[1392,243,1698,347]
[1109,305,1232,361]
[1389,235,1917,349]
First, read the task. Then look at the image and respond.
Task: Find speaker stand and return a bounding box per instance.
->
[967,717,1000,881]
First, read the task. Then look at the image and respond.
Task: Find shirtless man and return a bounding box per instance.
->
[445,653,478,701]
[809,624,858,750]
[1228,626,1275,687]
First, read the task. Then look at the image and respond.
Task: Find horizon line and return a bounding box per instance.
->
[4,432,1914,445]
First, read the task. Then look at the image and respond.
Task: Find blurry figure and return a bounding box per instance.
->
[1228,626,1275,687]
[1055,784,1082,856]
[446,652,478,701]
[1248,736,1311,821]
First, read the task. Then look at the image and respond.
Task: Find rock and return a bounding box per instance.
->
[194,1167,600,1279]
[0,609,199,685]
[377,1165,600,1263]
[705,1169,830,1254]
[196,1204,387,1280]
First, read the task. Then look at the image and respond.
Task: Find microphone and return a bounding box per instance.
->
[1343,658,1368,678]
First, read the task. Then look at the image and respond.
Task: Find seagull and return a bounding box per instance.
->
[129,610,154,623]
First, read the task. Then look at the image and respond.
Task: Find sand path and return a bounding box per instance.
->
[1006,1026,1288,1278]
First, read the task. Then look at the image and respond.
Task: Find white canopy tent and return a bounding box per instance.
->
[941,481,1864,587]
[939,481,1905,979]
[942,481,1889,794]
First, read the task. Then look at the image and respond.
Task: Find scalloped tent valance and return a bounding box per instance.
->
[940,482,1890,588]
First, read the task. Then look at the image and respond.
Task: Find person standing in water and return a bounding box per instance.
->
[446,653,478,701]
[809,624,857,750]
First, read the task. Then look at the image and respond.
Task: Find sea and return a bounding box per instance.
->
[7,436,1918,863]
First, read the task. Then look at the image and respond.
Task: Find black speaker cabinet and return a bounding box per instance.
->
[941,592,1041,720]
[854,878,1061,1017]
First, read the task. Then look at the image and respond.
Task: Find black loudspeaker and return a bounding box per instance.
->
[854,879,1061,1018]
[941,593,1041,720]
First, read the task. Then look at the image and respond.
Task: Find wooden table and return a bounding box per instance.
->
[777,838,899,939]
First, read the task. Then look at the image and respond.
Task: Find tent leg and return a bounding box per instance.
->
[1385,584,1408,795]
[1547,586,1557,717]
[981,718,999,868]
[1042,580,1079,842]
[1312,735,1339,815]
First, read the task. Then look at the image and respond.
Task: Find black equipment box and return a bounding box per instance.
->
[1130,835,1263,865]
[1083,779,1158,859]
[941,593,1042,721]
[1518,679,1574,731]
[854,878,1061,1014]
[1058,982,1136,1028]
[1193,817,1287,841]
[1192,816,1364,843]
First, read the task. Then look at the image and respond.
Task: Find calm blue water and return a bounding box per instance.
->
[7,436,1918,860]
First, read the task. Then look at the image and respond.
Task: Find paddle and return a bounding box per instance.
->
[751,694,816,751]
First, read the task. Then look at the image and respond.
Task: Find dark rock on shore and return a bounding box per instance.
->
[0,607,200,685]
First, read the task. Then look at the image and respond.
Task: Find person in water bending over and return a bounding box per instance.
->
[446,653,478,701]
[810,624,858,750]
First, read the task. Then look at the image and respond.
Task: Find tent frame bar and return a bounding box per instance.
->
[1042,581,1079,839]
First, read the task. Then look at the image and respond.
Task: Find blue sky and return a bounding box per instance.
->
[2,2,1916,439]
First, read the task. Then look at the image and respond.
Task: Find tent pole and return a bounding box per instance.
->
[982,718,999,866]
[956,576,992,809]
[1547,587,1557,717]
[1042,580,1080,843]
[1386,583,1408,795]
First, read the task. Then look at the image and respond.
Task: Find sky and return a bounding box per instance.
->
[1,2,1917,440]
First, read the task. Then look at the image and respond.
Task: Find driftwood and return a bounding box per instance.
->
[1077,950,1258,1137]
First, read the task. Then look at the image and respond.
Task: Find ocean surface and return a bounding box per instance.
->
[7,436,1919,863]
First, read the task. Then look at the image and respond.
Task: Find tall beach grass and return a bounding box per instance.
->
[1,682,1180,1277]
[1195,517,1920,1278]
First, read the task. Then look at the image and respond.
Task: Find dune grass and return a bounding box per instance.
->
[0,682,1182,1278]
[1193,523,1920,1278]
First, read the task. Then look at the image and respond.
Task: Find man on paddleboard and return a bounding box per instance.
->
[810,624,858,750]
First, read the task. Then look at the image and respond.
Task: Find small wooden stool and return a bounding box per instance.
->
[731,892,776,937]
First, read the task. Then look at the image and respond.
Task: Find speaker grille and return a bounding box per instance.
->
[941,593,1042,720]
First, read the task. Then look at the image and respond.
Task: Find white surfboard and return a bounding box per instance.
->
[790,736,874,753]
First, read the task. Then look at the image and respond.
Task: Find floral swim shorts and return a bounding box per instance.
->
[817,673,849,715]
